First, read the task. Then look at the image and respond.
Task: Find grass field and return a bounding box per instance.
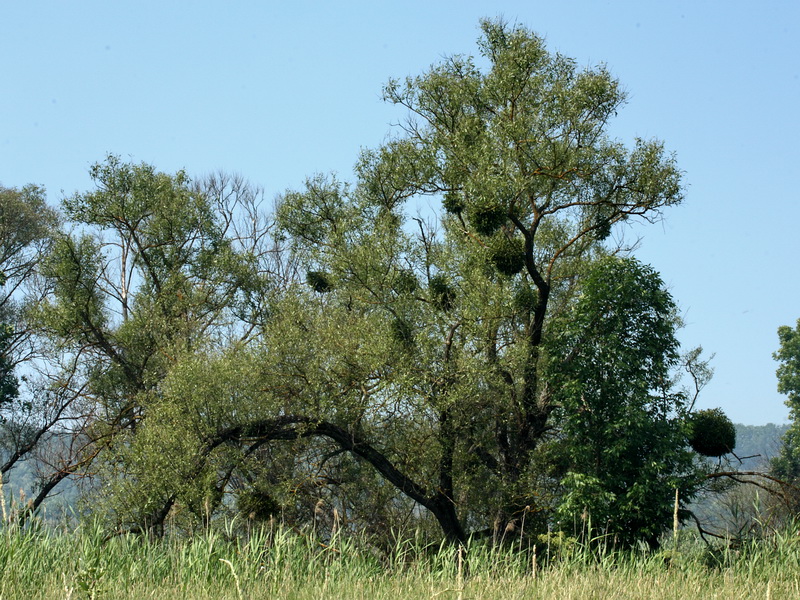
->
[1,519,798,599]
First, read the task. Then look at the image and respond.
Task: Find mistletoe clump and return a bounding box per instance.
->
[393,270,418,294]
[306,271,333,293]
[688,408,736,457]
[442,192,465,215]
[428,275,456,311]
[489,235,526,276]
[391,318,415,349]
[467,198,507,236]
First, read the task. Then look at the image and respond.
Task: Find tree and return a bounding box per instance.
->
[305,17,685,541]
[0,183,58,411]
[372,16,680,483]
[0,183,62,487]
[29,158,275,526]
[0,269,19,415]
[545,256,699,546]
[771,319,800,482]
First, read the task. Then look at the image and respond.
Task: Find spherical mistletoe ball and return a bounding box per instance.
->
[306,271,332,293]
[390,318,414,349]
[513,282,538,312]
[237,487,281,522]
[429,274,455,312]
[688,408,736,457]
[489,236,525,276]
[393,270,418,294]
[377,208,401,230]
[442,192,465,215]
[467,198,507,236]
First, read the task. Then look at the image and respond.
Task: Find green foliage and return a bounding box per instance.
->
[772,319,800,481]
[547,256,700,545]
[25,20,694,549]
[0,184,59,285]
[0,322,18,410]
[688,408,736,458]
[0,183,59,479]
[37,235,108,340]
[381,19,682,247]
[0,184,59,407]
[276,174,350,247]
[230,19,687,546]
[30,156,273,530]
[368,18,684,543]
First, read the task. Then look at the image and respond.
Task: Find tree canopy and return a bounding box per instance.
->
[14,19,714,547]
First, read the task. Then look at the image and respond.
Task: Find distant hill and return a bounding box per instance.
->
[2,452,80,523]
[687,423,790,535]
[732,423,789,470]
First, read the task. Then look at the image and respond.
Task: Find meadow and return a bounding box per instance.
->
[1,517,798,600]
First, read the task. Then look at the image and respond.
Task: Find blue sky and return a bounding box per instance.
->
[2,1,798,425]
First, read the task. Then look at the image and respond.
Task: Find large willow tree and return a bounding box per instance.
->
[219,19,695,544]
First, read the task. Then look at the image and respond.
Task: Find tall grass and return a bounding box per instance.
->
[1,517,799,599]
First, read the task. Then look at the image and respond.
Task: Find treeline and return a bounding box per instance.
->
[0,19,792,549]
[734,423,788,466]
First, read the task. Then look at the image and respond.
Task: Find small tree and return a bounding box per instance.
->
[546,256,700,546]
[772,319,800,484]
[0,270,18,410]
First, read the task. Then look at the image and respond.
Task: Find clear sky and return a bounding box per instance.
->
[2,1,798,425]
